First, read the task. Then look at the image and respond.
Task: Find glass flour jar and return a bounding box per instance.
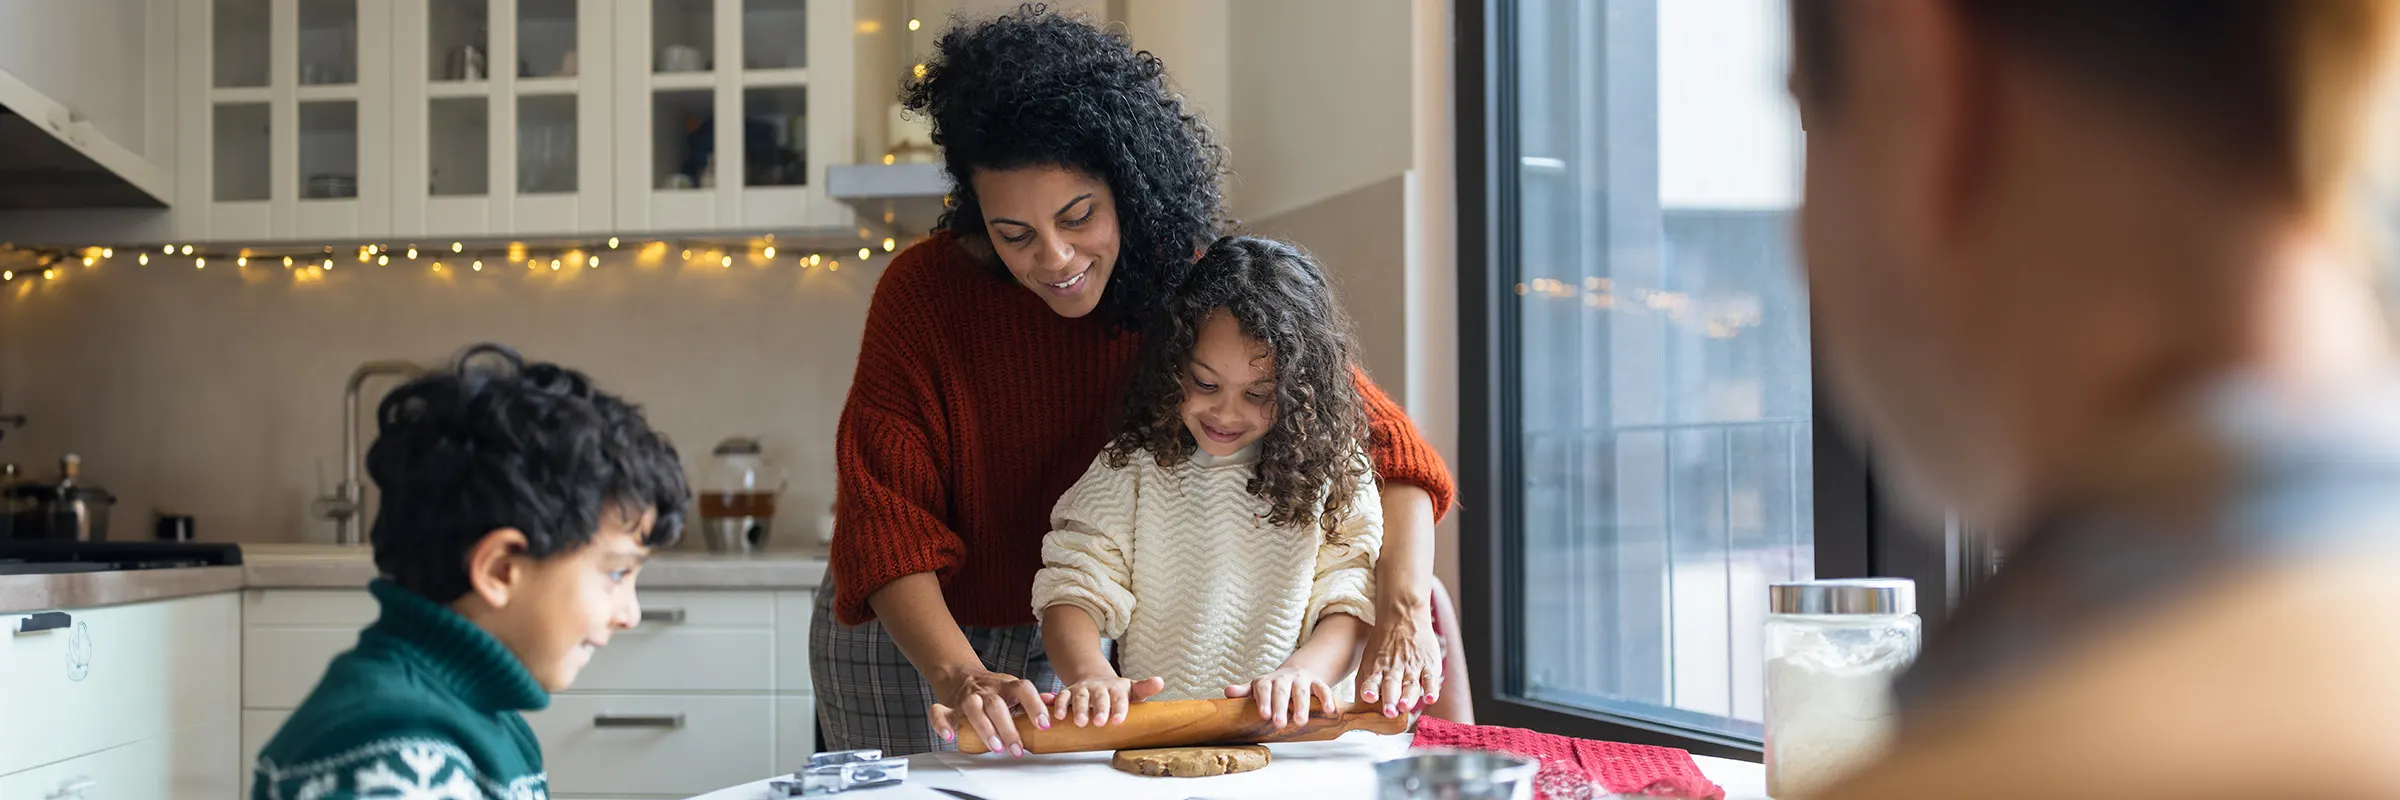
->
[1764,578,1920,798]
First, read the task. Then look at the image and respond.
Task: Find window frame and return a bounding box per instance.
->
[1454,0,1962,761]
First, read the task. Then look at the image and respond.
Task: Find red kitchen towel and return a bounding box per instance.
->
[1410,716,1725,799]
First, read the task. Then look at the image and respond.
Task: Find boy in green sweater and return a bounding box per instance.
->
[252,344,689,800]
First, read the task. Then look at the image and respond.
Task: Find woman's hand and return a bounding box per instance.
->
[1048,675,1166,728]
[927,666,1051,757]
[1358,601,1442,718]
[1227,667,1337,731]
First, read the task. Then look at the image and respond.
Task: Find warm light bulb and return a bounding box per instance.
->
[2,271,11,281]
[359,250,369,262]
[909,18,921,30]
[377,255,389,266]
[406,247,418,259]
[828,261,839,271]
[324,259,335,270]
[681,249,693,260]
[366,244,378,255]
[432,262,443,272]
[100,248,112,258]
[43,269,54,279]
[883,238,897,252]
[81,257,93,266]
[913,63,927,79]
[195,258,206,269]
[763,246,776,258]
[138,253,149,265]
[237,257,248,267]
[283,256,293,268]
[451,242,463,253]
[180,245,192,255]
[607,237,620,249]
[162,244,172,254]
[472,260,483,271]
[810,254,821,266]
[587,256,599,268]
[721,255,733,268]
[859,247,871,259]
[882,154,896,165]
[550,259,561,270]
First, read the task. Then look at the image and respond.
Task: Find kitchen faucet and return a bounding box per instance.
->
[313,360,425,545]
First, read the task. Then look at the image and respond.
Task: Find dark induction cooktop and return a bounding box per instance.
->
[0,541,243,575]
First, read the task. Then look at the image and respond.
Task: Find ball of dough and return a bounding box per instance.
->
[1110,745,1273,777]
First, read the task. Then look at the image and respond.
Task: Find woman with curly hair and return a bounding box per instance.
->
[812,5,1457,757]
[1031,235,1381,732]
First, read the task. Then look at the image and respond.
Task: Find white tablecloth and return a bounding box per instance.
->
[687,732,1769,800]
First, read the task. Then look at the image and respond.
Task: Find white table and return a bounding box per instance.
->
[687,733,1769,800]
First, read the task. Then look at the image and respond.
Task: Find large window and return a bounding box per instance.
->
[1459,0,1941,757]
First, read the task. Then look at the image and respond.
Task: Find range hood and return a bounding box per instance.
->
[0,69,169,211]
[827,162,949,237]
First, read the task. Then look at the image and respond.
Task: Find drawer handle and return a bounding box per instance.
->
[14,611,70,635]
[593,713,685,729]
[639,607,686,623]
[47,776,94,800]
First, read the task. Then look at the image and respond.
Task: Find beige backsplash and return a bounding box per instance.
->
[0,254,875,547]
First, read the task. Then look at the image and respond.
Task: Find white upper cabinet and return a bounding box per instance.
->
[174,0,856,243]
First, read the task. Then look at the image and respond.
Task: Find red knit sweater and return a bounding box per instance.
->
[832,235,1456,627]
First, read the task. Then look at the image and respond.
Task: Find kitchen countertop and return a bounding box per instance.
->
[687,733,1770,800]
[0,565,247,615]
[240,543,830,589]
[0,543,828,614]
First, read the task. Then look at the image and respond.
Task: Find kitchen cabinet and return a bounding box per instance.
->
[238,587,821,799]
[0,593,241,798]
[173,0,855,244]
[175,0,397,242]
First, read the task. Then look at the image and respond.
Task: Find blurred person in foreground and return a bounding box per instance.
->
[1787,1,2400,797]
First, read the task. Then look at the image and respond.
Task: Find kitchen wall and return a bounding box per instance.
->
[0,253,876,548]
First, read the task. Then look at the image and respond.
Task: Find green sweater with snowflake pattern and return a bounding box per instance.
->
[250,579,550,800]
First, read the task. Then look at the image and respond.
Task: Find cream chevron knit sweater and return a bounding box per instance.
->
[1031,444,1382,701]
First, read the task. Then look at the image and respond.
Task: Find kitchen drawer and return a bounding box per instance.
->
[773,589,817,689]
[244,588,377,627]
[242,627,362,709]
[0,716,237,800]
[568,591,775,693]
[525,694,776,797]
[0,593,239,777]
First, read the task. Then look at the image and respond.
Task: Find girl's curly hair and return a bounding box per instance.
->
[1107,236,1372,538]
[902,4,1229,330]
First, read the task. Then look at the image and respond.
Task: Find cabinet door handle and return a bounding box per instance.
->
[593,713,685,729]
[14,611,70,634]
[47,776,94,800]
[639,607,685,623]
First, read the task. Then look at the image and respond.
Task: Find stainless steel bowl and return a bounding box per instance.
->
[1376,750,1541,800]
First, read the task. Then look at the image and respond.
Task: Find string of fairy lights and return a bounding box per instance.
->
[0,233,917,284]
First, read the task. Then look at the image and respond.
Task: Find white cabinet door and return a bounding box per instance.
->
[395,0,620,238]
[180,0,394,242]
[570,590,776,692]
[0,593,240,777]
[612,0,855,234]
[0,717,238,800]
[774,694,818,774]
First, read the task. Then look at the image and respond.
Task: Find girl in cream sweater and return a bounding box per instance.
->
[1031,235,1382,732]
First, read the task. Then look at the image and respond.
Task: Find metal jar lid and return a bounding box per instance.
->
[1770,578,1916,615]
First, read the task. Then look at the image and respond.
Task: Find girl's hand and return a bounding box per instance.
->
[1049,675,1166,728]
[1359,603,1442,718]
[1227,668,1336,731]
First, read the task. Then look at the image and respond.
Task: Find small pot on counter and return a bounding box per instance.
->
[6,454,116,541]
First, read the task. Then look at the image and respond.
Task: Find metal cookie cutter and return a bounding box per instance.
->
[769,749,910,796]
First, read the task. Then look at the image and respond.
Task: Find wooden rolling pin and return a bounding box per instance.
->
[954,698,1412,755]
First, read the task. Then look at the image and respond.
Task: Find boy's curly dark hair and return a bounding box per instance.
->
[902,3,1228,329]
[1107,236,1371,537]
[367,343,690,604]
